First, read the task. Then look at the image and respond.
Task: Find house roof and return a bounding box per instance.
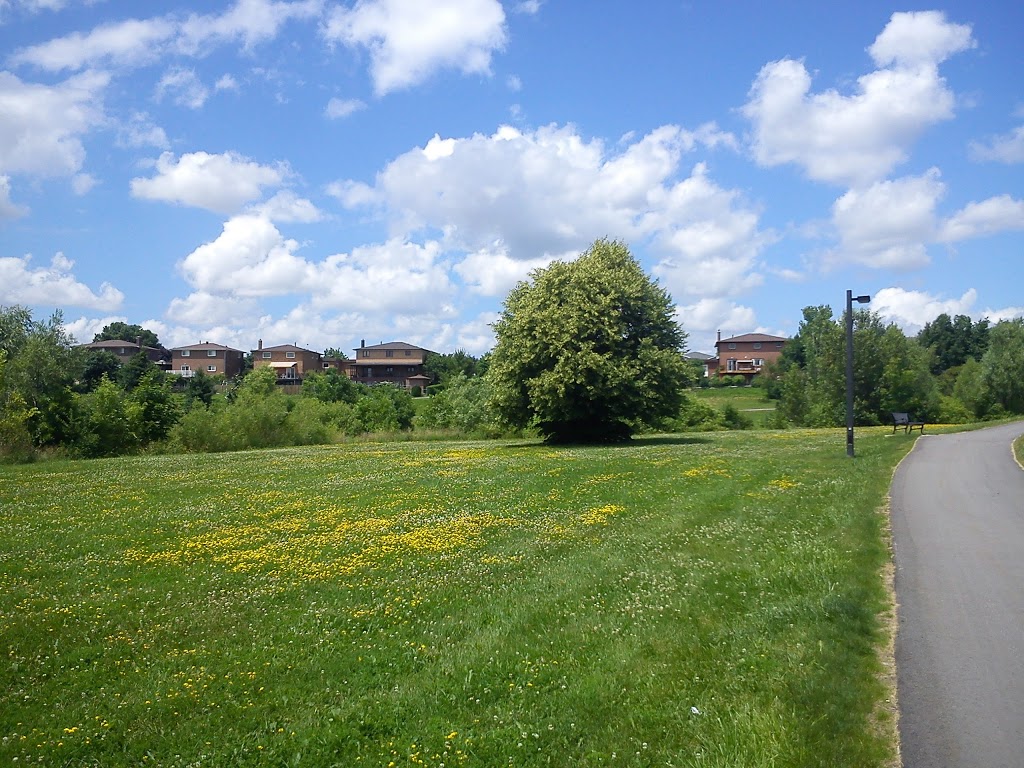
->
[717,333,788,345]
[173,342,242,352]
[256,344,319,354]
[685,351,714,361]
[356,341,436,354]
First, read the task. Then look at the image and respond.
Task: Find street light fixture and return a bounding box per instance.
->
[846,290,871,457]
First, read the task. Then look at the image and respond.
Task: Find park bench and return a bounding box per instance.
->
[892,412,925,434]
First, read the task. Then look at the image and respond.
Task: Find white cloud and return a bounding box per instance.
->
[118,112,170,149]
[312,239,456,314]
[983,306,1024,323]
[0,253,124,310]
[71,172,95,195]
[0,175,28,220]
[177,0,323,55]
[155,67,209,109]
[10,0,321,72]
[10,17,177,71]
[178,215,311,296]
[215,74,240,91]
[251,190,324,222]
[970,125,1024,164]
[130,151,288,214]
[829,170,944,270]
[674,298,758,353]
[339,123,743,266]
[871,286,977,334]
[166,291,261,327]
[743,11,974,186]
[0,70,108,177]
[325,97,366,119]
[513,0,542,13]
[939,195,1024,241]
[322,0,507,95]
[867,10,975,67]
[454,247,555,296]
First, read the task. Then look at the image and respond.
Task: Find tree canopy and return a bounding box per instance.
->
[487,239,688,442]
[94,322,161,348]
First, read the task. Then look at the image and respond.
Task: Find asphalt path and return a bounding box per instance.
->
[891,421,1024,768]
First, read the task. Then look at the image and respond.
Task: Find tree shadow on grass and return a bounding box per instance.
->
[500,434,714,450]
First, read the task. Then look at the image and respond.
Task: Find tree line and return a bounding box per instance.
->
[3,239,1023,461]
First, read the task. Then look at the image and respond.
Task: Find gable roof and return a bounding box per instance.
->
[256,344,319,354]
[173,342,243,353]
[357,341,435,353]
[717,333,787,345]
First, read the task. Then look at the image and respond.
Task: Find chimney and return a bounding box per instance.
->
[717,330,721,343]
[258,339,263,350]
[360,339,365,348]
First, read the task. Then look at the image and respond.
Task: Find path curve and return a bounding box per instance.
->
[891,421,1024,768]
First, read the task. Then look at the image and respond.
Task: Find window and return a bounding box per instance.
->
[208,349,217,357]
[754,358,764,367]
[207,365,217,372]
[753,342,762,350]
[180,364,190,371]
[323,362,330,369]
[385,366,394,373]
[775,342,783,348]
[728,343,736,350]
[262,352,271,359]
[181,350,191,357]
[386,350,394,358]
[407,367,415,373]
[286,351,295,359]
[405,350,411,356]
[727,359,736,371]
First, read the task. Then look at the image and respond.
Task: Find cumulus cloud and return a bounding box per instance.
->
[251,190,324,222]
[871,286,977,334]
[829,170,944,270]
[939,195,1024,241]
[130,151,288,213]
[165,290,262,327]
[0,253,124,310]
[176,212,456,317]
[674,298,758,353]
[743,11,974,186]
[322,0,507,95]
[0,70,108,177]
[337,123,746,280]
[178,214,311,296]
[454,247,556,296]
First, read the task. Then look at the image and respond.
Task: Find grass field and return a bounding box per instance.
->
[689,386,777,427]
[0,428,917,767]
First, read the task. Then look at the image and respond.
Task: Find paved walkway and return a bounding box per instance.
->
[891,421,1024,768]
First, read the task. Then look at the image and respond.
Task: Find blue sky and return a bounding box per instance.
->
[1,0,1021,357]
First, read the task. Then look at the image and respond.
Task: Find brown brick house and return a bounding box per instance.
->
[707,332,787,383]
[350,341,435,388]
[77,339,171,368]
[252,341,322,381]
[170,342,245,379]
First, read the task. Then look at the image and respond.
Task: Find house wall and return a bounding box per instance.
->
[352,346,428,388]
[172,348,244,378]
[253,348,322,380]
[713,338,786,379]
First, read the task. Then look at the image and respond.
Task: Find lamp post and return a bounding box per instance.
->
[846,290,871,457]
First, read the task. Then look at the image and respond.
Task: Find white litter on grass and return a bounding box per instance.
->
[691,706,701,715]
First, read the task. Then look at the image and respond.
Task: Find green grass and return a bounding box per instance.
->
[690,386,776,426]
[1015,434,1024,467]
[0,428,915,767]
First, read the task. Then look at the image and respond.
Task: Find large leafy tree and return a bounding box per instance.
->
[424,350,479,385]
[917,313,990,374]
[93,322,161,348]
[487,239,688,443]
[981,319,1024,414]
